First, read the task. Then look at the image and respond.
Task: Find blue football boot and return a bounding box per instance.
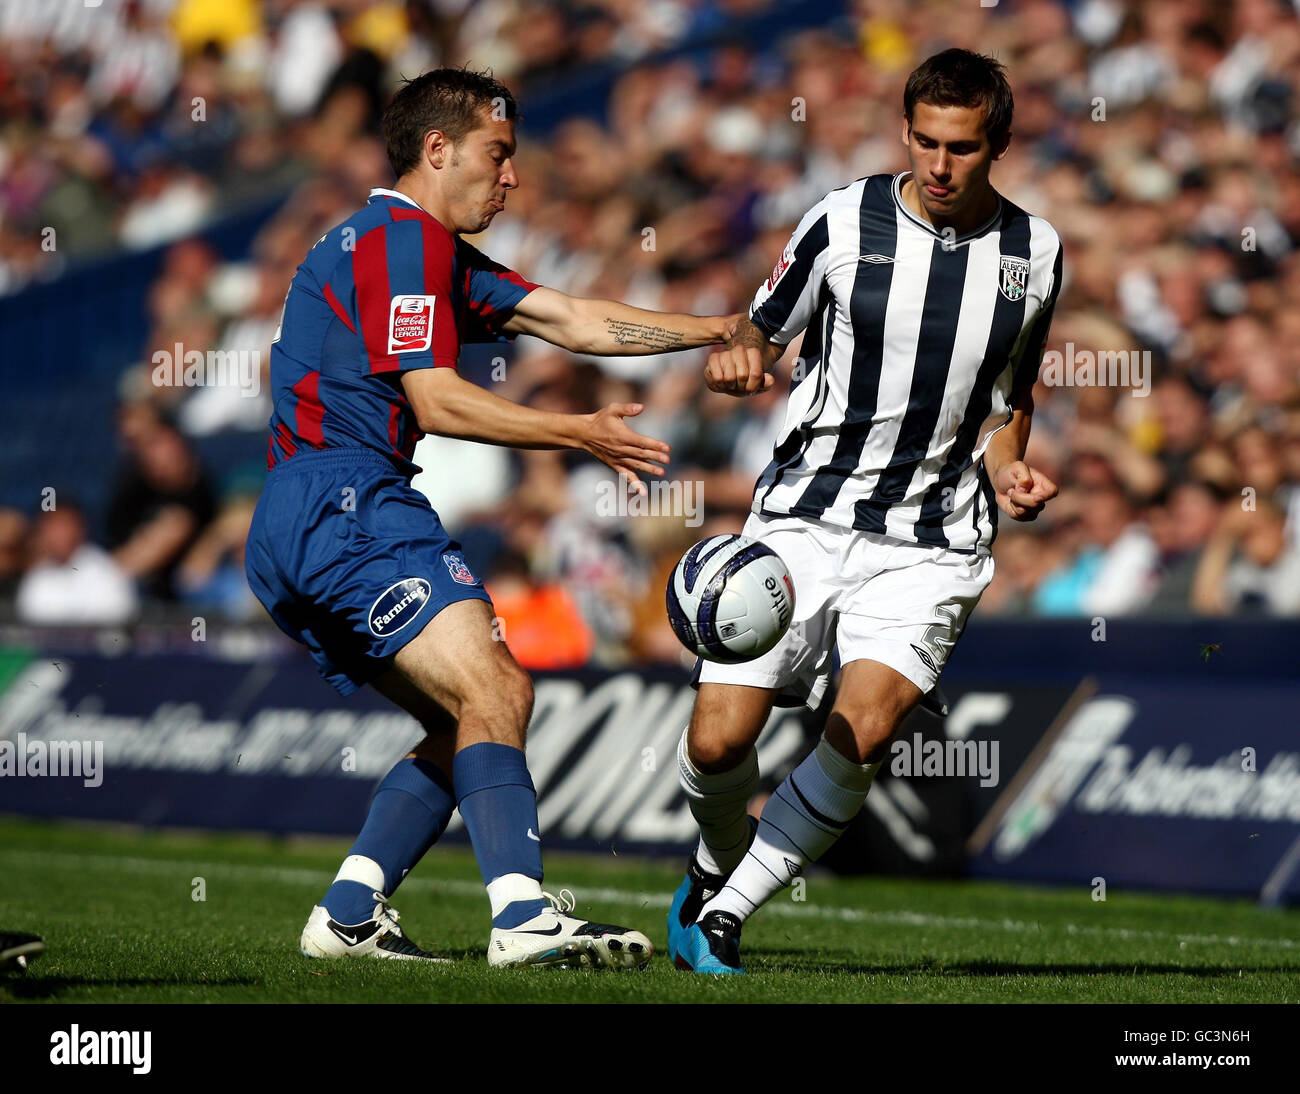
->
[676,911,745,975]
[667,817,757,965]
[667,853,727,966]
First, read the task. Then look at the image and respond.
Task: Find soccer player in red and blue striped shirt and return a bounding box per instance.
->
[246,68,732,969]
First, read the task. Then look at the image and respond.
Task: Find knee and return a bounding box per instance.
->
[465,662,533,737]
[824,707,898,765]
[686,724,754,775]
[503,668,534,729]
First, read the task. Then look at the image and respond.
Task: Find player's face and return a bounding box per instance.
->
[447,111,519,233]
[902,102,1008,223]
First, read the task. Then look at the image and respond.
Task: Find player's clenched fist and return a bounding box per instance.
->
[705,313,780,396]
[991,459,1058,521]
[705,345,774,396]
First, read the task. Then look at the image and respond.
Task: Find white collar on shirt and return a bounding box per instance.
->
[368,187,427,212]
[892,171,1003,244]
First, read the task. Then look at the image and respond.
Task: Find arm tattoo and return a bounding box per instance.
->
[603,318,686,350]
[726,316,767,351]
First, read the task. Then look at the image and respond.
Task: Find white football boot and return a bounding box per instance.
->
[0,931,44,972]
[487,889,653,970]
[300,891,450,962]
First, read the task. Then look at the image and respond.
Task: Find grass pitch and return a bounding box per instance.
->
[1,815,1297,1004]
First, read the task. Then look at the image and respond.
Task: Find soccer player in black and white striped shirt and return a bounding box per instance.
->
[669,49,1063,974]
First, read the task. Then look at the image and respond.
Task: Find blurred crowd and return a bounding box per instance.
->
[3,0,1300,664]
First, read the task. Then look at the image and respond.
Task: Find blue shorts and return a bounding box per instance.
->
[245,447,492,695]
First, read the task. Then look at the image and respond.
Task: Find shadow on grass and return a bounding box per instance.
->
[296,946,487,966]
[2,975,261,1000]
[751,952,1295,977]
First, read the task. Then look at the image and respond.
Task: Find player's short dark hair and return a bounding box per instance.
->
[383,67,518,178]
[904,49,1014,149]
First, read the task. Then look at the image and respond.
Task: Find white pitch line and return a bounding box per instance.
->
[4,847,1298,954]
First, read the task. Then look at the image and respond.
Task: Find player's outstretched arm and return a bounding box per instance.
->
[401,367,669,493]
[502,286,729,355]
[704,314,784,396]
[983,385,1058,521]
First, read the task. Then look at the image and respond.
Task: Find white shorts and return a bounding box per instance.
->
[696,511,995,710]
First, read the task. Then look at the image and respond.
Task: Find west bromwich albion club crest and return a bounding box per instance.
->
[999,256,1029,301]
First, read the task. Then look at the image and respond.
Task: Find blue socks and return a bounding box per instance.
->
[322,757,455,925]
[322,744,550,930]
[453,742,547,928]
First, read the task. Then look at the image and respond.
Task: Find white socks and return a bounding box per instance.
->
[485,873,545,920]
[702,736,880,922]
[677,730,759,876]
[332,854,385,893]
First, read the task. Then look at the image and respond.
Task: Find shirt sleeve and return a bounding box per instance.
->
[1009,238,1064,398]
[457,238,540,344]
[350,218,461,373]
[747,197,831,345]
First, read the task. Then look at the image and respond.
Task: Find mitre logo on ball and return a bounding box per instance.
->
[666,534,795,664]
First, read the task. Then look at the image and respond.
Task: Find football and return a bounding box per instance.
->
[665,534,795,663]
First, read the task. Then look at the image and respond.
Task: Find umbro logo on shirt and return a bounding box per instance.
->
[858,254,894,264]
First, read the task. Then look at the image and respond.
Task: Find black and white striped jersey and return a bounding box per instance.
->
[747,171,1063,555]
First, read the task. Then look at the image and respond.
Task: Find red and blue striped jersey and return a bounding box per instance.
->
[265,188,538,475]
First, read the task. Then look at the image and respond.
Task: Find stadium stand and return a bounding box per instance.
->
[2,0,1300,662]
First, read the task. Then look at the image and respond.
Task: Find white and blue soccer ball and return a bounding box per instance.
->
[666,534,795,663]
